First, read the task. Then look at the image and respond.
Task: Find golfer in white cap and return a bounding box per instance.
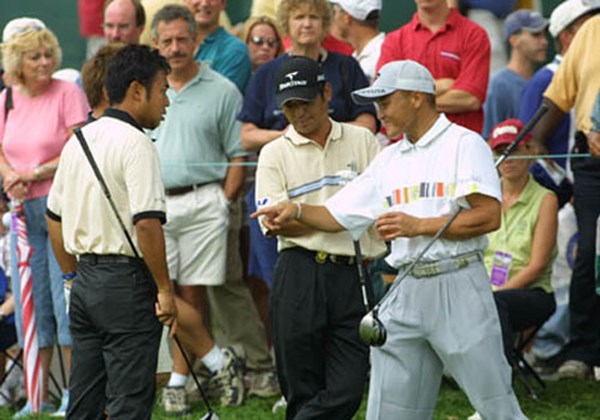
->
[254,59,526,419]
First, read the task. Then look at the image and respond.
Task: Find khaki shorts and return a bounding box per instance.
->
[163,183,229,286]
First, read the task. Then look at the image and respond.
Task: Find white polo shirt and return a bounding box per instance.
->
[256,119,386,258]
[353,32,385,84]
[326,114,501,267]
[47,110,167,257]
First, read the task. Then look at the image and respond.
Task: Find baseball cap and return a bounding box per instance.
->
[489,119,532,150]
[330,0,382,21]
[503,9,548,40]
[274,56,326,108]
[351,60,435,105]
[549,0,600,37]
[2,17,46,43]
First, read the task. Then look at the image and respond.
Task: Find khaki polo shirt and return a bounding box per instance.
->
[47,111,166,257]
[255,119,386,259]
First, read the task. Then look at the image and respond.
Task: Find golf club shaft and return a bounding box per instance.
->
[353,240,371,311]
[173,335,215,414]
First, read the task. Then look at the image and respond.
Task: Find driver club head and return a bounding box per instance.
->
[359,310,387,347]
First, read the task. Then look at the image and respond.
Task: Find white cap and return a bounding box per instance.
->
[352,60,435,104]
[549,0,600,37]
[330,0,382,21]
[2,17,46,43]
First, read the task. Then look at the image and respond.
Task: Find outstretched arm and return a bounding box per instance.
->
[251,201,345,233]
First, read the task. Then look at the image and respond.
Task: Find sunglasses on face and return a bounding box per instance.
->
[250,36,278,48]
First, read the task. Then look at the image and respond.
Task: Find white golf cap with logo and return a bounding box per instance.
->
[330,0,382,20]
[351,60,435,105]
[549,0,600,37]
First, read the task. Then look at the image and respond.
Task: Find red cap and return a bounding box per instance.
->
[489,119,532,150]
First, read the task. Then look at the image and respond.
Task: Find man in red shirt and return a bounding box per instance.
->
[376,0,490,133]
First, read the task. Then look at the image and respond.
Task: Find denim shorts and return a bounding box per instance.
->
[10,195,72,348]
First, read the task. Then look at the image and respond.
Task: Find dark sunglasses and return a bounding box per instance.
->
[250,36,279,48]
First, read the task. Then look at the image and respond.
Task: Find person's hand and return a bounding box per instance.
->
[375,211,422,240]
[156,289,178,336]
[589,131,600,158]
[434,78,455,96]
[64,279,73,314]
[251,201,297,231]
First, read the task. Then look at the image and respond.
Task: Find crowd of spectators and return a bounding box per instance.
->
[1,0,600,418]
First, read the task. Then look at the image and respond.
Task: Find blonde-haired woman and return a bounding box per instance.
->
[243,15,284,71]
[0,18,89,417]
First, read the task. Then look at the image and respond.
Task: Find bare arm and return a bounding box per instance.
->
[135,218,177,328]
[436,88,482,114]
[349,113,377,133]
[590,130,600,158]
[499,193,559,290]
[252,202,345,233]
[223,156,246,202]
[375,193,500,241]
[532,98,567,150]
[241,123,286,152]
[46,216,77,274]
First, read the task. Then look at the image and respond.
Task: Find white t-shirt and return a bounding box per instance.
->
[353,32,385,84]
[326,114,501,267]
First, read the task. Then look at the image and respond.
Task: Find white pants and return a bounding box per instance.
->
[366,262,526,420]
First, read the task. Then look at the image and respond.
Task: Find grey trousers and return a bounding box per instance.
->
[366,261,526,420]
[67,258,161,420]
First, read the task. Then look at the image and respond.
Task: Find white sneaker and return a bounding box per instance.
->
[272,396,287,414]
[50,390,69,417]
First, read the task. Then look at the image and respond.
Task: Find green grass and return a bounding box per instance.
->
[2,379,600,419]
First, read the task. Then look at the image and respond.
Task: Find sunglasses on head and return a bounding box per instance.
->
[250,36,278,48]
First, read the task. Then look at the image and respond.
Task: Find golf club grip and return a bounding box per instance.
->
[495,103,549,167]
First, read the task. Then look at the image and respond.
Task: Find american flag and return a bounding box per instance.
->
[13,202,42,412]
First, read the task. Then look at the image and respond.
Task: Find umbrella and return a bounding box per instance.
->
[12,202,42,412]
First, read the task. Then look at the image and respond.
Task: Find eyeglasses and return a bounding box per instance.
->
[250,36,279,48]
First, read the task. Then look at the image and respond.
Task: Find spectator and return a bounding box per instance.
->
[103,0,146,44]
[483,9,548,138]
[77,0,107,58]
[149,5,247,413]
[484,119,558,365]
[243,16,284,71]
[331,0,384,83]
[532,14,600,380]
[184,0,252,92]
[376,0,490,133]
[0,17,89,417]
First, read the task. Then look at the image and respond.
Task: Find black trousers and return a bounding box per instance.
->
[562,156,600,366]
[494,288,556,363]
[67,258,161,420]
[271,248,369,420]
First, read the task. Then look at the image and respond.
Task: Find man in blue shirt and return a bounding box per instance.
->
[184,0,251,92]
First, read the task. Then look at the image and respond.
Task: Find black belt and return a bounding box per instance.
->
[79,254,141,265]
[288,247,365,266]
[165,181,218,196]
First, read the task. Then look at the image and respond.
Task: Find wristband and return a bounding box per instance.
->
[62,271,77,281]
[294,202,302,220]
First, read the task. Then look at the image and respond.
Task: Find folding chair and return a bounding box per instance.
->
[511,324,546,400]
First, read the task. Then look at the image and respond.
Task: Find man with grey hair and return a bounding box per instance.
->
[254,60,526,419]
[104,0,146,44]
[150,4,246,414]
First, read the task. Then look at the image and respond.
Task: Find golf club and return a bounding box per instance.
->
[74,128,219,419]
[357,103,549,347]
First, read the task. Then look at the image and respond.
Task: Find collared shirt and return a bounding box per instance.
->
[484,175,556,292]
[239,52,376,131]
[326,114,501,267]
[151,65,246,189]
[194,26,252,93]
[255,119,386,258]
[353,32,385,84]
[47,109,166,257]
[544,15,600,135]
[376,8,490,133]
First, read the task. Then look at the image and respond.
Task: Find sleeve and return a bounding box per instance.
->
[61,82,90,128]
[592,90,600,132]
[326,152,387,240]
[219,86,248,159]
[376,30,402,73]
[451,27,490,103]
[124,140,167,224]
[346,56,377,120]
[519,70,551,124]
[255,143,288,235]
[218,42,252,94]
[455,133,501,203]
[543,33,583,112]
